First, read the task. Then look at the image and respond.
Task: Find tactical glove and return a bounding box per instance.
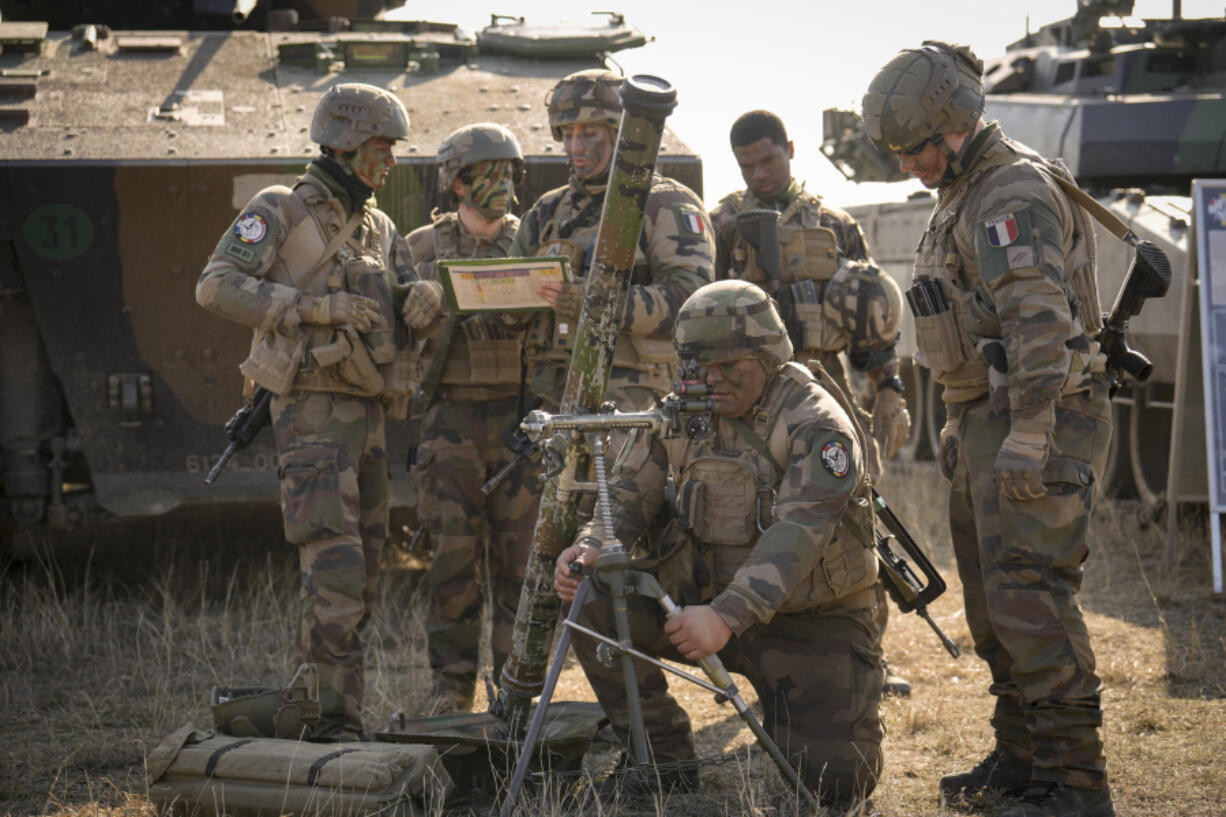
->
[303,292,380,332]
[938,415,960,481]
[871,388,911,460]
[402,280,446,333]
[995,429,1048,501]
[553,281,584,325]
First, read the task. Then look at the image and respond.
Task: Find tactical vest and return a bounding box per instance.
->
[523,182,676,403]
[673,362,877,608]
[726,189,840,288]
[414,212,522,395]
[239,178,412,414]
[910,137,1103,404]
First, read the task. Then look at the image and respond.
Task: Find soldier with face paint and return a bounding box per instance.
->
[553,280,885,809]
[510,69,715,411]
[197,83,440,741]
[403,123,538,713]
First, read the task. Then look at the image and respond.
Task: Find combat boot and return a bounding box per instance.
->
[997,782,1115,817]
[881,660,911,697]
[939,750,1032,808]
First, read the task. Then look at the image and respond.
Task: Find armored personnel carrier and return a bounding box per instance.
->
[0,1,701,553]
[821,0,1225,504]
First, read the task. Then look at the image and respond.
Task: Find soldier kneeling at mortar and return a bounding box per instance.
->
[553,280,885,808]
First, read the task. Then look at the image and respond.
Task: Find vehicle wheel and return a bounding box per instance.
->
[1101,396,1137,499]
[891,360,929,461]
[1128,382,1172,509]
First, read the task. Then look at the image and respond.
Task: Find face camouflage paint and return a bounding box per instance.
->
[346,136,396,189]
[461,159,517,219]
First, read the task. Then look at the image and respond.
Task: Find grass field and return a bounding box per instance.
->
[1,463,1223,816]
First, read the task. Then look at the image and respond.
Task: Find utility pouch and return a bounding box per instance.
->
[908,278,969,371]
[796,300,845,352]
[780,223,839,283]
[677,456,758,546]
[241,329,306,396]
[345,254,397,364]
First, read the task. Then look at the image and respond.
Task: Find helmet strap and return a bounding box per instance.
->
[932,134,965,186]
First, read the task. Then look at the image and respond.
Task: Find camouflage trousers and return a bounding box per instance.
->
[271,391,388,739]
[414,394,541,705]
[573,588,884,806]
[947,386,1111,789]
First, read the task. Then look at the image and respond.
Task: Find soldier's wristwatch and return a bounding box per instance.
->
[880,375,906,394]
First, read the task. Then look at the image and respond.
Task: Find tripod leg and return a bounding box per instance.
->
[607,568,652,766]
[499,578,591,817]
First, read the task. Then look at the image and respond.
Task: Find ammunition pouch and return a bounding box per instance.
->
[210,663,321,740]
[677,456,759,547]
[241,328,306,396]
[737,223,839,287]
[442,319,523,386]
[310,327,385,395]
[908,277,972,372]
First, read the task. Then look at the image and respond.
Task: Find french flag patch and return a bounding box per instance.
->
[675,204,705,236]
[984,214,1019,247]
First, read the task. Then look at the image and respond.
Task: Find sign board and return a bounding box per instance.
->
[1193,179,1226,593]
[438,256,569,314]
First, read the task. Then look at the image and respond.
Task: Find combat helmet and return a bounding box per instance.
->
[861,41,984,155]
[545,69,623,141]
[310,83,410,152]
[210,663,321,740]
[824,260,903,369]
[675,280,793,368]
[436,122,525,194]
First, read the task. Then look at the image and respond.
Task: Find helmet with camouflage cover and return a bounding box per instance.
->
[675,280,793,367]
[310,83,410,152]
[545,69,623,141]
[436,122,525,194]
[861,40,984,155]
[823,260,903,363]
[210,663,320,740]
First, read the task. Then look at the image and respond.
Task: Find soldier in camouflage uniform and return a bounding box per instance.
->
[712,110,912,694]
[510,69,715,411]
[863,42,1115,817]
[554,281,885,808]
[197,84,440,741]
[405,123,539,712]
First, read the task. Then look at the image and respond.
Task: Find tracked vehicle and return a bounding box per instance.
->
[821,0,1226,504]
[0,1,701,553]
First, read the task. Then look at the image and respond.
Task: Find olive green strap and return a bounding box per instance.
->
[1048,174,1134,242]
[725,417,784,480]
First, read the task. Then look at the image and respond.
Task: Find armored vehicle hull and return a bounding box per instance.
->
[0,9,702,552]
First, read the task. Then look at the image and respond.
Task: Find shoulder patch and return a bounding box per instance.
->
[672,203,706,237]
[820,439,851,478]
[976,207,1035,281]
[234,212,268,244]
[224,242,257,264]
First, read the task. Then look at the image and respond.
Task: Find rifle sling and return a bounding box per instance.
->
[1049,174,1134,243]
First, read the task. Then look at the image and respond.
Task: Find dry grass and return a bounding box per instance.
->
[2,466,1223,817]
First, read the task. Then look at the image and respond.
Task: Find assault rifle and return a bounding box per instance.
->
[1098,235,1172,390]
[205,387,272,484]
[871,490,961,658]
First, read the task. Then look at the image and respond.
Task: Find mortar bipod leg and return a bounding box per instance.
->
[499,577,591,817]
[633,572,821,813]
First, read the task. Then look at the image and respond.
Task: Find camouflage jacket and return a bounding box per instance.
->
[915,123,1104,431]
[509,173,715,402]
[582,362,878,635]
[710,179,871,280]
[406,210,523,398]
[196,164,416,398]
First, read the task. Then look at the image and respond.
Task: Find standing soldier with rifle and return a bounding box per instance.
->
[510,69,715,411]
[403,123,538,713]
[711,109,913,696]
[196,83,438,741]
[863,41,1117,817]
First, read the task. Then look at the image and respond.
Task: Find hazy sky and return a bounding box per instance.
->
[393,1,1221,209]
